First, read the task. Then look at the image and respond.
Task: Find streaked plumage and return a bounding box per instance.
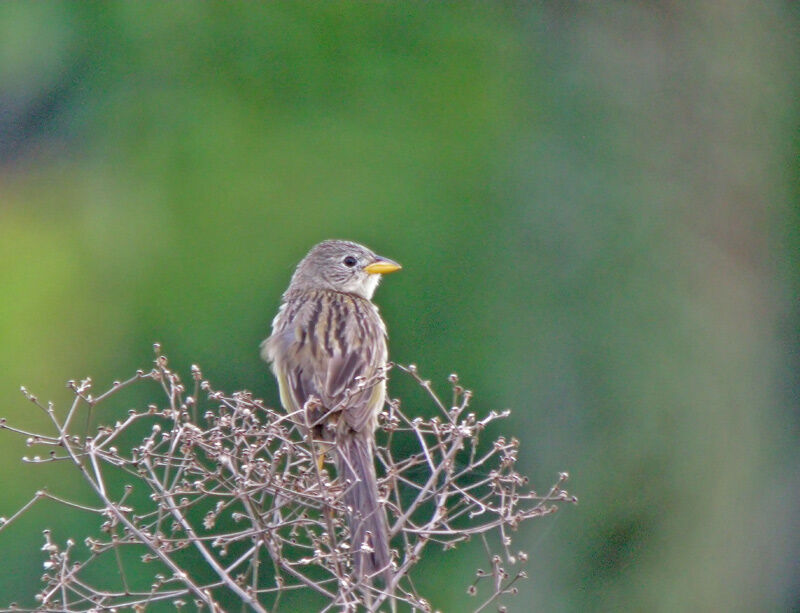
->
[261,240,400,584]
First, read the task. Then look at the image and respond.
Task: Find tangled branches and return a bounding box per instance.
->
[0,347,576,612]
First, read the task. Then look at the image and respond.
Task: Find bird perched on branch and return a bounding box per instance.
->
[262,239,401,585]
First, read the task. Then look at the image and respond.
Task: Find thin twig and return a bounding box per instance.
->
[0,352,575,612]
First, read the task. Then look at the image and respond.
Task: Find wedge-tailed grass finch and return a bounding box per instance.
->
[262,240,401,583]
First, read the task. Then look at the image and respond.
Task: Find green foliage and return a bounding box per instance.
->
[0,3,797,611]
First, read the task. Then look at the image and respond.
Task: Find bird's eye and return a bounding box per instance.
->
[343,256,358,267]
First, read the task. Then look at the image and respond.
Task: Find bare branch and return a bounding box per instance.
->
[0,350,576,611]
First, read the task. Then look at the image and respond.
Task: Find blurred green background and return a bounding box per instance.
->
[1,2,798,611]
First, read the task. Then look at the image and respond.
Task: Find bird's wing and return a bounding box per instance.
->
[323,322,385,433]
[267,292,386,434]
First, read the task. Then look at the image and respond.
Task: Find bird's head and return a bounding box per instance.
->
[288,240,401,300]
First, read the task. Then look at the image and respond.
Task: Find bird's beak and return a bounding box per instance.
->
[364,257,402,275]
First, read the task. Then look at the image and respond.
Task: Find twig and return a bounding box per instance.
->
[0,350,576,611]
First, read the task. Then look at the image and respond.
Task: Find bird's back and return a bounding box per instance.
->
[263,289,388,437]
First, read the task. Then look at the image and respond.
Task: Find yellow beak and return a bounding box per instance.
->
[364,257,402,275]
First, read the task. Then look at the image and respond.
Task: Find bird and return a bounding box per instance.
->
[261,239,401,585]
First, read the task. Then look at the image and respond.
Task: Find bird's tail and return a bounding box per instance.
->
[336,433,392,586]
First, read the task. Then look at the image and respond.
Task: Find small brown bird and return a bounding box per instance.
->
[261,239,401,583]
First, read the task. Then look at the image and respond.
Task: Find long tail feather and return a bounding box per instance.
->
[336,434,392,585]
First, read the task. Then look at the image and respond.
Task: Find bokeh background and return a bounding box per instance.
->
[1,3,798,611]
